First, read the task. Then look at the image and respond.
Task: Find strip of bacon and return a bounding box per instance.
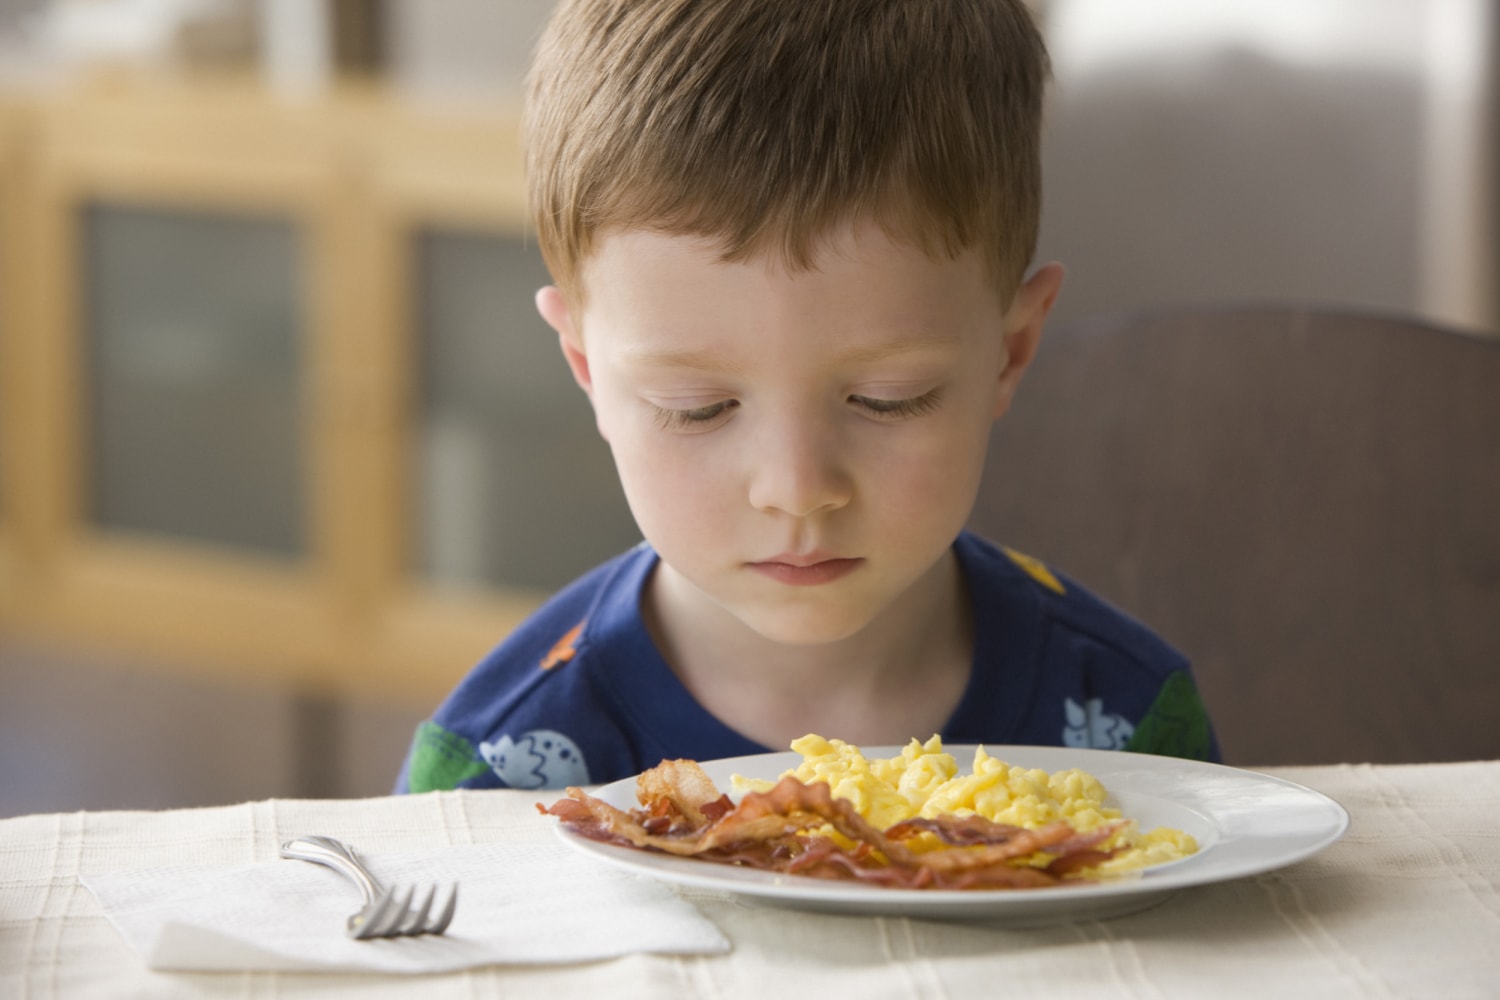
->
[539,759,1125,890]
[886,814,1035,845]
[635,758,728,828]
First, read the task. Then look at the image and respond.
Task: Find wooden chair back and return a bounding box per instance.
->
[969,306,1500,765]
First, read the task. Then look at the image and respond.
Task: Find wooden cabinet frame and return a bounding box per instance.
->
[0,81,547,705]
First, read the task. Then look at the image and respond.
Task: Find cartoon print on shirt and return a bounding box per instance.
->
[1062,697,1135,750]
[479,730,591,789]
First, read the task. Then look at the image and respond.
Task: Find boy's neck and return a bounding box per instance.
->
[641,549,974,751]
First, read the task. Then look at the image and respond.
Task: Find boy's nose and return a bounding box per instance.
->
[746,419,852,518]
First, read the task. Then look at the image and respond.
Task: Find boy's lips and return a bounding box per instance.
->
[747,554,864,586]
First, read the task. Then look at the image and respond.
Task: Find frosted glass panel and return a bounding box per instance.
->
[84,204,304,555]
[415,229,639,591]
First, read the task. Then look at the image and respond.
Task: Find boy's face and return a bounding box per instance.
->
[538,222,1061,648]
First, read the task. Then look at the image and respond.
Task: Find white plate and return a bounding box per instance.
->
[551,746,1348,924]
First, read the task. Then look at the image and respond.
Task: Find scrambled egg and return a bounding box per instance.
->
[738,734,1196,874]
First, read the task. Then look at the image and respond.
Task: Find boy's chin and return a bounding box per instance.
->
[728,605,881,648]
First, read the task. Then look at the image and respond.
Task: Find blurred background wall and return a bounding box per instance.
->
[0,0,1494,817]
[1036,0,1495,333]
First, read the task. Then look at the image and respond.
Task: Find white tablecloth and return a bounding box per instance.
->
[3,760,1498,999]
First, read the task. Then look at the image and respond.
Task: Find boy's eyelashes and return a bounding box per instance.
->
[850,387,944,420]
[647,388,945,431]
[651,399,739,431]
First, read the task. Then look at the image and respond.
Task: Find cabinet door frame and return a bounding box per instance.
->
[0,93,25,601]
[3,86,350,687]
[351,103,550,694]
[0,84,570,704]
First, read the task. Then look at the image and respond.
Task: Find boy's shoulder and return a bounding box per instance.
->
[957,531,1182,670]
[399,542,768,793]
[401,544,657,793]
[448,542,652,698]
[480,543,653,671]
[955,532,1218,761]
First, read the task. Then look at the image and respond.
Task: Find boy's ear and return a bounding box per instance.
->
[536,286,593,399]
[993,262,1064,419]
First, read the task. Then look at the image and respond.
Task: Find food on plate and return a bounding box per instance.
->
[541,736,1197,890]
[742,735,1198,875]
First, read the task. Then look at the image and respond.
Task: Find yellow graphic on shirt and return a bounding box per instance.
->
[1002,547,1066,595]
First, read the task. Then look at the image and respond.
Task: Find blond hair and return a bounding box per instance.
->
[525,0,1050,304]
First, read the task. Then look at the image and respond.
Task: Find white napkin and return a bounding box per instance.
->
[82,840,730,974]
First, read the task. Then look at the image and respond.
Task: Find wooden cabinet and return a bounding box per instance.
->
[0,80,639,706]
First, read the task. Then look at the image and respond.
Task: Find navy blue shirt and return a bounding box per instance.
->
[397,531,1219,792]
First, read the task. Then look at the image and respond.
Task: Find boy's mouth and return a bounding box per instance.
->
[747,556,863,586]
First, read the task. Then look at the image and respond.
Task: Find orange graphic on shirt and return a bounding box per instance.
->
[540,620,585,670]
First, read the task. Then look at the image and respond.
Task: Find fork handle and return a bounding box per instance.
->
[280,835,383,905]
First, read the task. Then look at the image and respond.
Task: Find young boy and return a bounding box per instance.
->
[397,0,1218,794]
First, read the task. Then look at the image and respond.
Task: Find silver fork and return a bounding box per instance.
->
[279,835,458,940]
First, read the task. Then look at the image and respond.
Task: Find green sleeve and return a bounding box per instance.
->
[404,721,491,793]
[1124,672,1218,761]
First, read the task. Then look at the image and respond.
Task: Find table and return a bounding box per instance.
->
[3,760,1497,999]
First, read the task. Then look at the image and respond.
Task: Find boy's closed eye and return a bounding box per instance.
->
[648,387,946,432]
[849,387,945,420]
[651,399,740,431]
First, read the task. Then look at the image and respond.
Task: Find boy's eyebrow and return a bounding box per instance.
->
[619,334,962,372]
[616,346,752,375]
[836,333,964,365]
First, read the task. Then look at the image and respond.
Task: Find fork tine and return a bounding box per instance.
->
[430,884,458,935]
[369,887,414,939]
[385,886,418,937]
[399,885,436,936]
